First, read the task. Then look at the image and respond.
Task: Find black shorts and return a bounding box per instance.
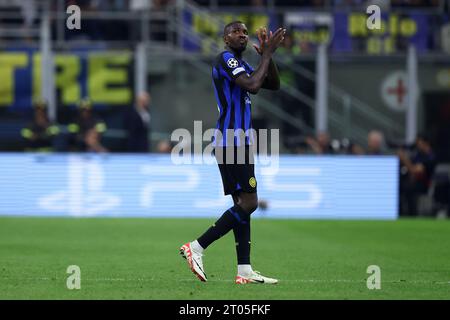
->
[214,146,257,196]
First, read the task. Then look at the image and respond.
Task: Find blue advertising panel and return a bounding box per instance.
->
[0,153,398,219]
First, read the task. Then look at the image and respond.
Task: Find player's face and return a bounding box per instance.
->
[224,24,248,52]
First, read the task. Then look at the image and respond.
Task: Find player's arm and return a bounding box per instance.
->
[234,52,272,94]
[261,58,280,90]
[235,27,285,94]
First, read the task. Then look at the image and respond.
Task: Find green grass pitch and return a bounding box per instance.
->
[0,217,449,299]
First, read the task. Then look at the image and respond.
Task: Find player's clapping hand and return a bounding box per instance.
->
[253,27,268,55]
[254,27,286,56]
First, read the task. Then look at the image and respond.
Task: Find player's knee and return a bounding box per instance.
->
[242,197,258,214]
[235,192,258,215]
[247,201,258,214]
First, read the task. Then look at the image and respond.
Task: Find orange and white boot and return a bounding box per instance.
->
[179,242,207,282]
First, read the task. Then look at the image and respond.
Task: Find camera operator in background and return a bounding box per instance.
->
[67,98,107,151]
[124,91,152,153]
[398,134,437,216]
[21,99,60,152]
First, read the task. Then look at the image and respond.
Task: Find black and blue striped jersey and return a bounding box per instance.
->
[211,51,255,147]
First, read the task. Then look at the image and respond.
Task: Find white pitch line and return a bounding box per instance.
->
[180,279,450,284]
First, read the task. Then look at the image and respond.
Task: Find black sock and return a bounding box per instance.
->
[233,211,251,265]
[197,205,246,249]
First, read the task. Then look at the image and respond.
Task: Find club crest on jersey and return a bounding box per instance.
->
[227,58,239,68]
[249,177,257,188]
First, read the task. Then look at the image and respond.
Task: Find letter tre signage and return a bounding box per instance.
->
[0,51,133,109]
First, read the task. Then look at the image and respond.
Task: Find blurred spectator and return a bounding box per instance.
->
[21,99,60,152]
[305,131,336,154]
[367,130,385,155]
[82,127,108,153]
[124,92,152,153]
[351,130,386,155]
[398,134,437,216]
[156,139,172,153]
[67,98,107,151]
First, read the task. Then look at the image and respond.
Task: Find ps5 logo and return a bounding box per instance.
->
[38,156,120,216]
[261,167,323,209]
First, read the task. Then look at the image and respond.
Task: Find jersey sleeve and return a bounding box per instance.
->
[220,51,247,80]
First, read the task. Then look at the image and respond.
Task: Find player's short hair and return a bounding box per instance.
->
[223,21,244,36]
